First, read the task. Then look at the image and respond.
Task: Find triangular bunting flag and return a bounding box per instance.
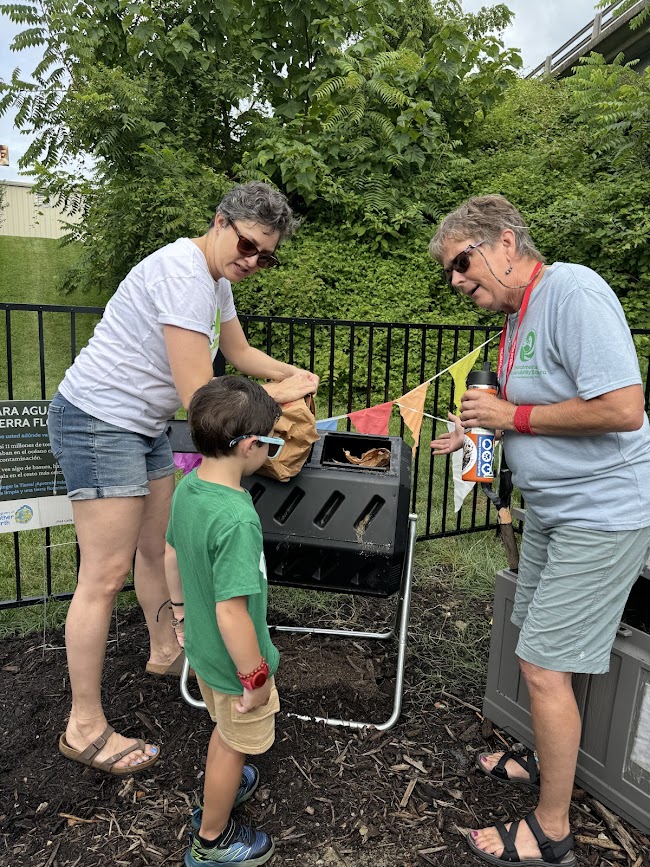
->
[396,382,429,454]
[448,421,475,511]
[316,417,340,432]
[348,401,394,435]
[448,347,481,412]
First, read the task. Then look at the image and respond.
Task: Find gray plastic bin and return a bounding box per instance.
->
[483,568,650,834]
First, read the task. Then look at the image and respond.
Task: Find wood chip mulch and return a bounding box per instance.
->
[1,587,649,867]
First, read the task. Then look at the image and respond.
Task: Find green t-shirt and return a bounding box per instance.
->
[166,470,279,694]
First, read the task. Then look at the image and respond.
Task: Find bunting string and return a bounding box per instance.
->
[393,404,449,424]
[316,333,500,438]
[173,335,501,475]
[422,333,499,385]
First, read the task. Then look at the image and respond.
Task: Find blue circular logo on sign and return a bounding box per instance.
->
[15,505,34,525]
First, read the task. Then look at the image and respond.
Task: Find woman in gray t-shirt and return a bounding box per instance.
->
[429,194,650,867]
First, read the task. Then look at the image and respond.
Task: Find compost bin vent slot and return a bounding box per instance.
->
[314,491,344,528]
[273,488,305,525]
[354,495,385,534]
[248,482,265,505]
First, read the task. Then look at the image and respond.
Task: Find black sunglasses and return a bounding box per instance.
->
[443,240,485,285]
[230,222,280,269]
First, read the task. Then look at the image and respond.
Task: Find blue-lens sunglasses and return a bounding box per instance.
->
[228,434,285,460]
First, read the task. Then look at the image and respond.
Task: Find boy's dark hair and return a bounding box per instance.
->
[188,376,281,458]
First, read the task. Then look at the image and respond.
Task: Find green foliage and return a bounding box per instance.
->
[59,148,231,295]
[242,2,521,231]
[237,222,464,323]
[567,53,650,166]
[597,0,650,31]
[455,75,650,334]
[0,0,521,292]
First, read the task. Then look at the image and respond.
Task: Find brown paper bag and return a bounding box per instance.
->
[256,395,319,482]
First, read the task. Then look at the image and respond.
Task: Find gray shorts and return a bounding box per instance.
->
[513,510,650,674]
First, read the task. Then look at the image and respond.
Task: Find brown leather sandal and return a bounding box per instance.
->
[58,724,160,776]
[145,650,195,679]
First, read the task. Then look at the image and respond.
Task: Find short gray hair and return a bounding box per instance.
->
[429,195,541,262]
[211,181,299,242]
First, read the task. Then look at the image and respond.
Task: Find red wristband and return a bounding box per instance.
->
[237,658,269,690]
[513,404,536,435]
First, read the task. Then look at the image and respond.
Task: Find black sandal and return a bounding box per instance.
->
[476,748,540,791]
[467,811,576,866]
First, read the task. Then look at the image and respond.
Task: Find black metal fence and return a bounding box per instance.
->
[1,302,649,610]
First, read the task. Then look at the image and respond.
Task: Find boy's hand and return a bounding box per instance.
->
[235,679,272,714]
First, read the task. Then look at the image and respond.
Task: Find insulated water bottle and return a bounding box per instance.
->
[461,363,499,483]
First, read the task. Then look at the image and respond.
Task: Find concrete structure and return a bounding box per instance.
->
[528,0,650,79]
[0,180,81,239]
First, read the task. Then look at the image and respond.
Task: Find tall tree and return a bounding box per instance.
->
[240,0,521,234]
[0,0,521,290]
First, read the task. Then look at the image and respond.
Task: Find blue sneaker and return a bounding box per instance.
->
[191,764,259,831]
[184,818,274,865]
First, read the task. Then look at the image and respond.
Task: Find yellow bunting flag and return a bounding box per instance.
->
[448,347,481,412]
[396,381,430,455]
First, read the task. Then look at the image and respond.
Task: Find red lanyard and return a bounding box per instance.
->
[497,262,544,401]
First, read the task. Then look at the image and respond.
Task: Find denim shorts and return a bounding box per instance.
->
[48,392,176,500]
[513,509,650,674]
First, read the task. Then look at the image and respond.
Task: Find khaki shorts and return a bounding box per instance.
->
[514,510,650,674]
[196,675,280,754]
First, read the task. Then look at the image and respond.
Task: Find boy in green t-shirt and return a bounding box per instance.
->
[165,375,284,867]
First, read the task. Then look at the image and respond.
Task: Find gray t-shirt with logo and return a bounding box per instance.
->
[501,261,650,530]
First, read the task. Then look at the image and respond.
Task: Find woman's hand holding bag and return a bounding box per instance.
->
[256,394,320,482]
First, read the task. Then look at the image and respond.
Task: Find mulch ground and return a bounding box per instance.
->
[1,580,649,867]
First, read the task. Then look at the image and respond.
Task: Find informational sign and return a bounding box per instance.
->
[0,400,72,532]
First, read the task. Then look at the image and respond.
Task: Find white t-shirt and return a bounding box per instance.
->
[59,238,237,437]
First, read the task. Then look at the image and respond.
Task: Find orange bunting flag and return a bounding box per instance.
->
[396,382,430,454]
[347,401,394,436]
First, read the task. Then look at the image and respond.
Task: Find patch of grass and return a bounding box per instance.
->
[405,533,510,691]
[0,236,106,400]
[268,585,396,632]
[415,532,507,598]
[0,236,84,306]
[0,564,138,638]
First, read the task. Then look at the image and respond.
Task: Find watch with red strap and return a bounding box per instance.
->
[237,657,269,690]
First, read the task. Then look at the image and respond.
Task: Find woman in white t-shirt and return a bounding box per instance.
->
[48,182,318,776]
